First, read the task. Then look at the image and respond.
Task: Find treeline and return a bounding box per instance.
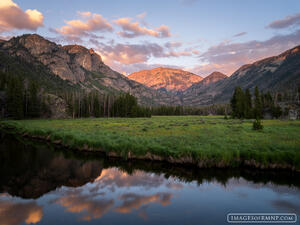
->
[230,86,282,119]
[151,104,230,116]
[276,86,300,103]
[64,92,151,118]
[0,72,151,119]
[0,73,51,119]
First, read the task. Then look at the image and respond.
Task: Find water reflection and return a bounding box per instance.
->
[0,198,43,225]
[0,132,299,225]
[56,190,114,221]
[115,192,172,213]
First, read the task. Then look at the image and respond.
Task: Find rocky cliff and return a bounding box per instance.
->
[1,34,299,107]
[0,34,180,105]
[182,46,300,105]
[128,67,203,92]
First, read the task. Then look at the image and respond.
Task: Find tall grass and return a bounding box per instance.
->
[1,116,300,169]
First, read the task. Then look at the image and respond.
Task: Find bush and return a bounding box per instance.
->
[252,119,263,130]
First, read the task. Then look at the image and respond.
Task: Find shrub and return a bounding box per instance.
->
[252,119,263,130]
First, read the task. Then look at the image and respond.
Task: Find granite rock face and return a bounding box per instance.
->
[128,67,203,92]
[1,34,299,107]
[0,34,180,105]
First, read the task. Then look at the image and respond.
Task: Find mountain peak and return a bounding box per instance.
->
[199,71,227,85]
[186,71,227,91]
[128,67,203,91]
[203,71,227,81]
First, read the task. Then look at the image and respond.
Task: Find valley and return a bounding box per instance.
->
[1,116,300,171]
[0,1,300,224]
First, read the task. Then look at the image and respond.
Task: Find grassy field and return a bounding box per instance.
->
[1,116,300,170]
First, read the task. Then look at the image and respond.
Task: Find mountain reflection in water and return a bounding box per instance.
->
[0,132,299,225]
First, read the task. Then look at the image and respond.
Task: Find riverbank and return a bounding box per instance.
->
[1,116,300,172]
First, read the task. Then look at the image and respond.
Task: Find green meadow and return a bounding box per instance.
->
[1,116,300,170]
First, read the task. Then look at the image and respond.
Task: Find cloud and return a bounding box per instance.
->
[193,29,300,76]
[77,11,92,18]
[99,42,165,64]
[137,12,147,20]
[156,25,171,38]
[0,0,43,33]
[233,32,247,37]
[115,192,172,213]
[0,34,12,40]
[136,12,148,26]
[114,17,171,38]
[56,12,113,40]
[56,193,114,221]
[165,50,192,57]
[186,63,233,77]
[96,40,191,66]
[92,39,193,75]
[94,168,166,189]
[165,41,182,49]
[0,199,43,225]
[267,13,300,29]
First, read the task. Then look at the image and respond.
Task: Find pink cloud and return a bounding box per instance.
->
[96,41,192,67]
[114,17,171,38]
[156,25,171,38]
[115,193,172,214]
[56,12,113,39]
[77,11,92,18]
[98,42,165,64]
[195,29,300,76]
[0,199,43,225]
[0,0,43,33]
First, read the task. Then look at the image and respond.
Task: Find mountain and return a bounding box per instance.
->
[198,72,227,86]
[182,46,300,105]
[0,34,180,105]
[128,67,203,92]
[1,34,299,109]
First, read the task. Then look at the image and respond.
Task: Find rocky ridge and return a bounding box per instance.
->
[0,34,180,105]
[128,67,203,92]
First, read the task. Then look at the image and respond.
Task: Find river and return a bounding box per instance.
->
[0,132,299,225]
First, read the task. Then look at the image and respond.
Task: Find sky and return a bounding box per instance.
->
[0,0,300,77]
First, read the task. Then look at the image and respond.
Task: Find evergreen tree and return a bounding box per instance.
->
[230,86,245,118]
[27,80,40,118]
[7,76,24,119]
[253,86,262,119]
[244,88,252,118]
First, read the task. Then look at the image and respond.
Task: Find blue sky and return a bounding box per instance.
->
[1,0,300,76]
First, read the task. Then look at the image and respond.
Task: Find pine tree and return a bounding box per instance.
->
[27,80,40,118]
[93,94,100,117]
[253,86,262,119]
[7,76,24,119]
[244,88,252,118]
[231,86,245,118]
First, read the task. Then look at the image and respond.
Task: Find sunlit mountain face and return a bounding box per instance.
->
[0,132,299,225]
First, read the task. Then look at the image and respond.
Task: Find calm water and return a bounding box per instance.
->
[0,132,300,225]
